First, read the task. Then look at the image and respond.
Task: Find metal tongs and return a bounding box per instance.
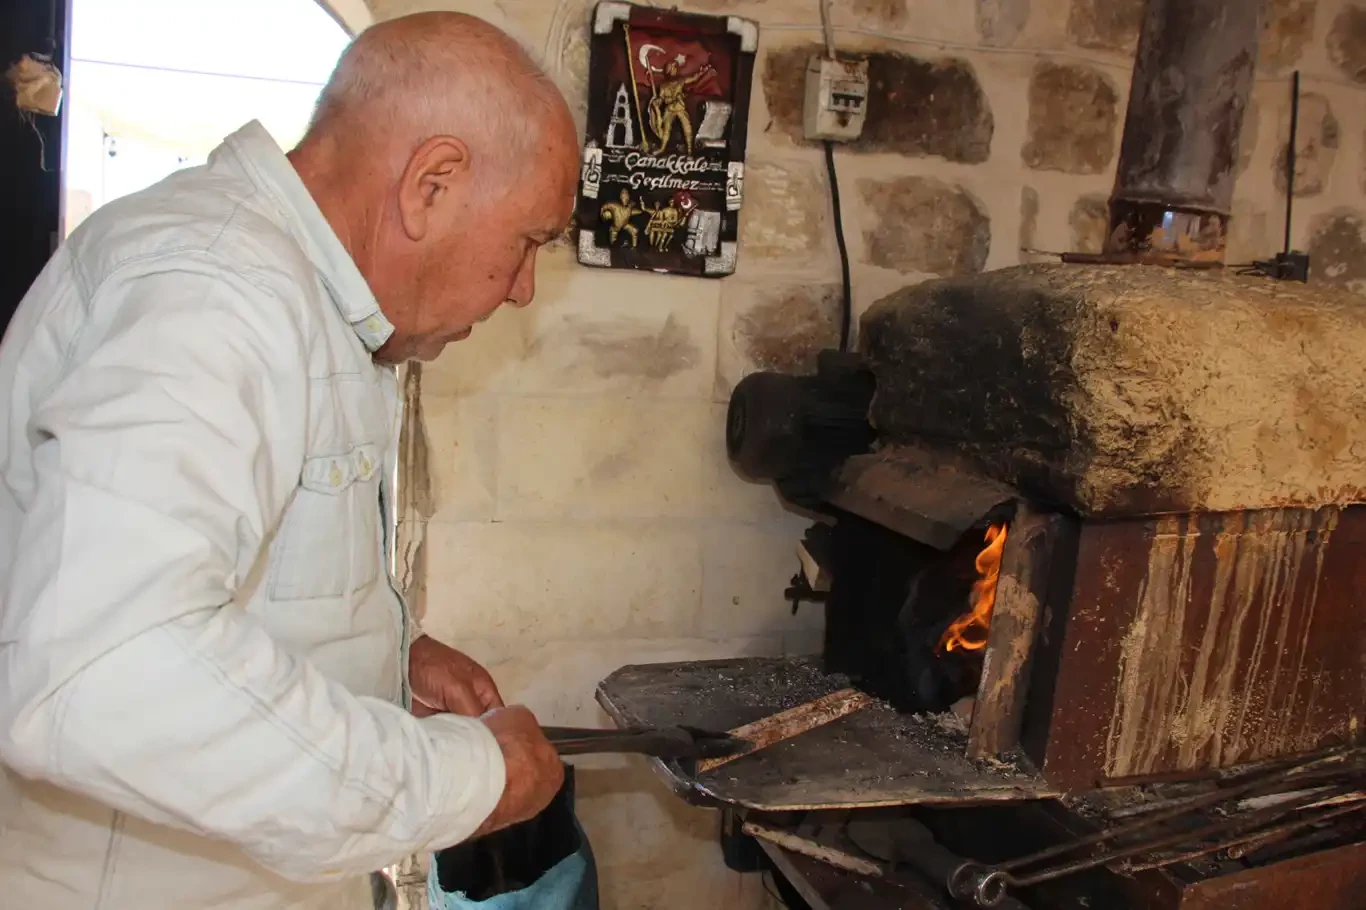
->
[542,725,752,761]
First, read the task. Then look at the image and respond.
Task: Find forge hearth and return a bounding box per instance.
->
[726,262,1366,793]
[689,259,1366,905]
[826,263,1366,788]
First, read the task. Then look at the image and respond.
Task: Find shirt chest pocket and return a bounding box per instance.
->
[270,443,383,602]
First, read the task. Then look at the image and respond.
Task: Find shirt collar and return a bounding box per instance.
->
[220,120,395,352]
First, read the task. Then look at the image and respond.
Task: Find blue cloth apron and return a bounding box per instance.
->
[427,765,598,910]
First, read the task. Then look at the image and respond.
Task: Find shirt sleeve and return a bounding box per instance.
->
[0,259,506,882]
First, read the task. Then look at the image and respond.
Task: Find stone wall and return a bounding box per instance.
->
[360,0,1366,907]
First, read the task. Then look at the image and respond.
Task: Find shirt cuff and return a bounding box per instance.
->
[418,713,507,848]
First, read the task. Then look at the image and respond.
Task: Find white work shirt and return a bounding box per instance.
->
[0,121,505,909]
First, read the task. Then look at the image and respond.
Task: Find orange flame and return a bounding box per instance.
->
[940,523,1009,653]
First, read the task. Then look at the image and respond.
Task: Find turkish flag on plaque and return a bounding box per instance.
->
[632,35,724,99]
[575,3,759,278]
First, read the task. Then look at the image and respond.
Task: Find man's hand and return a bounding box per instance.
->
[409,635,504,717]
[473,706,565,837]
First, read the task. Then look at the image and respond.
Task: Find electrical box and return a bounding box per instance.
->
[803,56,869,142]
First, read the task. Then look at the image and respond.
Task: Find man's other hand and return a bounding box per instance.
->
[474,706,565,836]
[409,635,505,717]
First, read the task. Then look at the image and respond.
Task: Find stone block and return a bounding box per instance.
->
[1067,0,1142,51]
[1328,4,1366,83]
[858,176,991,277]
[978,0,1031,46]
[716,280,841,398]
[1069,194,1110,254]
[496,397,713,520]
[422,393,498,523]
[1228,199,1274,264]
[1022,61,1119,175]
[700,520,823,637]
[862,52,993,163]
[863,263,1366,515]
[1308,210,1366,294]
[1273,92,1338,197]
[762,44,993,163]
[739,159,831,262]
[422,521,701,643]
[1259,0,1317,72]
[512,255,718,399]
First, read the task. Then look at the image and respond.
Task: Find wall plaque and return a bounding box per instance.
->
[575,2,759,278]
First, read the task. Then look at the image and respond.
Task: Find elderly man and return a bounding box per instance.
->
[0,13,578,909]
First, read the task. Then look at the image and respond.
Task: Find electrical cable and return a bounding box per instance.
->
[1283,70,1300,255]
[824,139,853,352]
[818,0,837,60]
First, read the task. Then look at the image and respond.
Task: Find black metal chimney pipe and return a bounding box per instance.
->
[1093,0,1263,266]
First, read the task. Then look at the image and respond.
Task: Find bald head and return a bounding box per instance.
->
[305,12,574,190]
[290,12,580,364]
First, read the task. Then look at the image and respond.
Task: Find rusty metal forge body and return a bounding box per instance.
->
[1004,506,1366,790]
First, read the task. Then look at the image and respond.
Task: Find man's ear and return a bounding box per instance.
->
[396,135,471,242]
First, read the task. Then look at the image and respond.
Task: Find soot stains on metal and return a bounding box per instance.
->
[1039,508,1366,788]
[1108,512,1346,776]
[597,657,1054,812]
[1103,0,1261,264]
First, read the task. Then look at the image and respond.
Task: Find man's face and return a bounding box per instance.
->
[375,130,577,363]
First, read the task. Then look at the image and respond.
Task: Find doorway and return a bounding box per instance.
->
[62,0,351,235]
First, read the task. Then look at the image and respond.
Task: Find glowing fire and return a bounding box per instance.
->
[940,523,1009,653]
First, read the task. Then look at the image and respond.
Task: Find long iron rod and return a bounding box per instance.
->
[998,752,1362,873]
[1119,801,1366,874]
[1008,786,1357,887]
